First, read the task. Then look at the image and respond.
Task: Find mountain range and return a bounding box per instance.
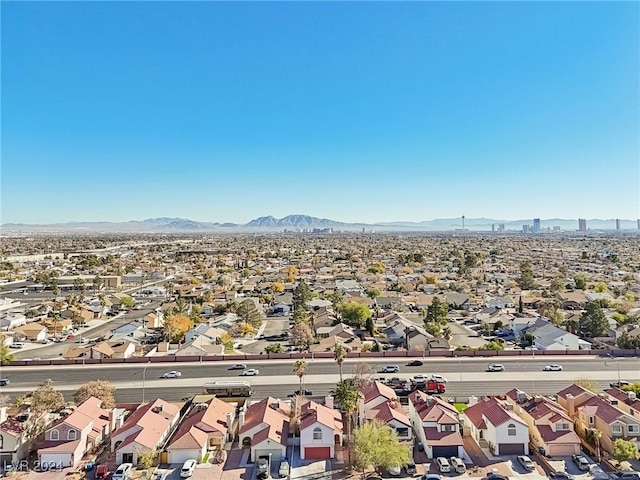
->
[1,215,638,233]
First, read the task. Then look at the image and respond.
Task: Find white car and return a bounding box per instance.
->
[543,364,563,371]
[112,463,133,480]
[487,364,505,372]
[162,371,182,378]
[411,375,427,384]
[242,369,259,376]
[431,374,448,383]
[180,459,197,478]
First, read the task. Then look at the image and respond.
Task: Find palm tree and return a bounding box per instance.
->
[591,428,602,462]
[330,379,361,464]
[293,360,307,395]
[334,344,346,382]
[0,335,14,365]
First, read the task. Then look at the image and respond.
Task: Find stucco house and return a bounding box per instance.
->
[166,398,234,464]
[111,399,181,465]
[463,397,529,455]
[13,323,47,342]
[505,389,581,456]
[238,397,290,462]
[524,318,591,350]
[39,397,124,468]
[299,400,343,460]
[408,391,464,458]
[0,407,28,465]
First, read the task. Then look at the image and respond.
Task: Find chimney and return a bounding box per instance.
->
[427,396,434,406]
[505,404,514,412]
[325,396,334,409]
[0,406,7,423]
[238,410,245,429]
[468,395,478,407]
[628,392,637,401]
[566,394,575,415]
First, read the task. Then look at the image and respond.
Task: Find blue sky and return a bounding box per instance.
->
[2,1,638,224]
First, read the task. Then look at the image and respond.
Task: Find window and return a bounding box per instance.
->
[556,423,569,431]
[442,424,456,432]
[612,425,622,434]
[50,429,59,441]
[68,430,77,440]
[396,428,409,437]
[507,424,517,436]
[313,428,322,440]
[628,425,639,434]
[588,416,595,425]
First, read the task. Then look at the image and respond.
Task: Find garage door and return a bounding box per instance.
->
[253,449,285,463]
[169,450,201,465]
[497,443,525,455]
[304,447,331,460]
[432,446,458,458]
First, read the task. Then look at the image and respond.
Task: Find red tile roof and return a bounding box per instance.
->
[423,427,463,446]
[362,381,397,404]
[299,400,343,432]
[168,398,234,450]
[113,399,181,450]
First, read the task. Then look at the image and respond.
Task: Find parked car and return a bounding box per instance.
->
[381,365,400,373]
[406,360,424,367]
[571,455,589,472]
[610,381,630,388]
[278,460,290,478]
[112,463,133,480]
[405,463,417,475]
[9,343,24,349]
[449,457,466,474]
[230,364,247,370]
[242,369,259,376]
[436,457,451,473]
[162,371,181,378]
[422,475,441,480]
[612,472,640,480]
[590,466,611,480]
[549,472,575,480]
[411,375,427,384]
[95,465,109,480]
[431,374,448,383]
[517,456,535,472]
[180,460,197,478]
[257,458,269,474]
[543,364,563,371]
[0,379,9,386]
[388,466,402,476]
[487,364,505,372]
[287,389,313,397]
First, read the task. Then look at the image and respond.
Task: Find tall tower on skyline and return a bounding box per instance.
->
[533,218,541,233]
[462,215,465,230]
[578,218,587,232]
[616,219,621,231]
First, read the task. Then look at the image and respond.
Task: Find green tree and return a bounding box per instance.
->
[292,306,309,325]
[517,261,536,290]
[622,382,640,395]
[594,282,608,293]
[237,299,262,327]
[73,380,116,408]
[341,302,371,329]
[617,332,640,349]
[0,335,14,365]
[425,297,448,325]
[589,428,602,462]
[365,317,375,336]
[265,343,283,353]
[120,296,135,309]
[574,273,588,290]
[550,277,565,293]
[136,448,158,468]
[367,263,385,275]
[479,340,504,351]
[331,379,361,463]
[366,288,381,299]
[613,438,638,462]
[293,281,313,311]
[293,360,307,395]
[334,343,347,382]
[353,419,411,476]
[579,302,609,338]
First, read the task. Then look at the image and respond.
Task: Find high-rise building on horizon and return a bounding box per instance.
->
[578,218,587,232]
[616,219,621,231]
[533,218,541,233]
[637,219,640,230]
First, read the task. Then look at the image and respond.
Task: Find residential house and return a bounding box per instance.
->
[0,312,27,331]
[41,317,73,334]
[39,397,123,468]
[166,398,235,464]
[524,317,591,350]
[604,388,640,420]
[359,382,399,421]
[558,292,587,311]
[13,323,47,342]
[183,324,225,344]
[408,391,464,458]
[463,397,529,455]
[238,397,290,462]
[505,389,581,456]
[310,335,362,353]
[487,296,516,310]
[557,384,640,455]
[446,293,471,310]
[0,407,28,465]
[365,397,412,442]
[87,340,136,360]
[174,337,225,357]
[111,399,181,465]
[144,311,164,329]
[299,400,343,460]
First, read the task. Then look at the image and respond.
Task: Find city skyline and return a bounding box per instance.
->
[2,1,639,224]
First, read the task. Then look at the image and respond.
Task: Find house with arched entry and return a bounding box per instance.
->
[111,399,180,465]
[238,397,290,463]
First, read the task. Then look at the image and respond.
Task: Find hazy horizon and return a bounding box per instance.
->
[2,2,639,224]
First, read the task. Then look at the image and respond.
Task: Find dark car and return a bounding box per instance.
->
[287,389,313,397]
[612,472,640,480]
[229,364,247,370]
[610,381,630,388]
[0,379,9,386]
[550,473,575,480]
[406,360,424,367]
[405,463,417,475]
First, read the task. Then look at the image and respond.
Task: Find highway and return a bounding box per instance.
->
[1,356,638,403]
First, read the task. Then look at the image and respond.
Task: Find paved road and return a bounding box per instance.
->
[1,356,638,402]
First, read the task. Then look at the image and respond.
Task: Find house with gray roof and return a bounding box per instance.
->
[524,317,591,350]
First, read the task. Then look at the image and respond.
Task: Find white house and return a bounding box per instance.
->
[407,391,464,458]
[525,318,591,350]
[299,400,343,460]
[0,407,29,465]
[463,397,529,455]
[0,312,27,331]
